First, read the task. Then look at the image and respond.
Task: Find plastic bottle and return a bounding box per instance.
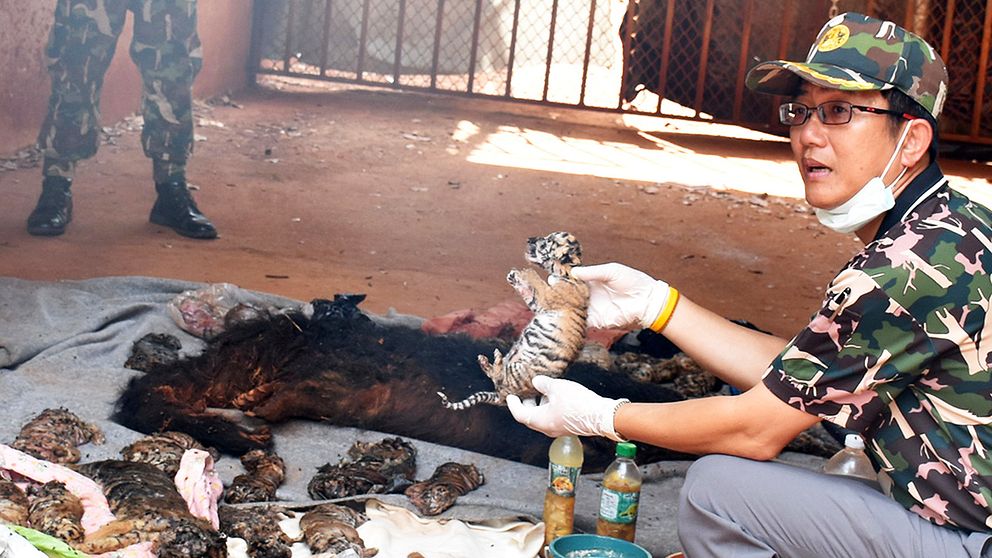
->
[822,434,877,484]
[543,435,584,552]
[596,442,642,543]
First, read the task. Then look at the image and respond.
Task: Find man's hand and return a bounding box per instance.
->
[571,263,672,330]
[506,375,629,441]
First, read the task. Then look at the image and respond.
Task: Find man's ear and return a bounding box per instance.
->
[899,118,933,167]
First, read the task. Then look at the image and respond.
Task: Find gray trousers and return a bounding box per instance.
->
[678,454,992,558]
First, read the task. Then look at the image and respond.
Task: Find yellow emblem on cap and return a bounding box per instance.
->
[818,24,850,52]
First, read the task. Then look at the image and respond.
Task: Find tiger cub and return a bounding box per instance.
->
[438,232,589,409]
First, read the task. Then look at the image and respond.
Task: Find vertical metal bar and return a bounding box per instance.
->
[693,0,715,116]
[972,0,992,138]
[248,0,268,84]
[356,0,371,79]
[467,0,484,93]
[283,0,297,74]
[543,0,560,102]
[319,0,333,76]
[865,0,877,17]
[431,0,446,89]
[771,0,794,126]
[617,0,636,109]
[733,0,755,121]
[903,0,916,32]
[578,0,597,106]
[655,0,676,114]
[505,0,522,97]
[393,0,406,84]
[941,0,956,61]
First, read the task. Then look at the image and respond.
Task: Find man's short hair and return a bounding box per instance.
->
[882,89,939,160]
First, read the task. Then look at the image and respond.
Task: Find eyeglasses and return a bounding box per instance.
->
[778,101,917,126]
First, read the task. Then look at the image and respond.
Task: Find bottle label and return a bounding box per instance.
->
[548,463,580,497]
[599,488,639,524]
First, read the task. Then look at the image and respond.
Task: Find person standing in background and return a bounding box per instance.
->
[29,0,217,239]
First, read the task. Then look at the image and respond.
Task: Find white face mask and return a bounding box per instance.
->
[815,123,912,234]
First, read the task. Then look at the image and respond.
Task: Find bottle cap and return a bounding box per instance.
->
[616,442,637,458]
[844,434,865,450]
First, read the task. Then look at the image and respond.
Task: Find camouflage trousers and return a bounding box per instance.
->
[37,0,202,182]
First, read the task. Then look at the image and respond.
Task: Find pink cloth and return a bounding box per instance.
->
[174,449,223,529]
[0,444,156,558]
[0,444,114,533]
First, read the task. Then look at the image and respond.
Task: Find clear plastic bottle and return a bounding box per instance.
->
[596,442,642,543]
[543,435,584,552]
[822,434,877,484]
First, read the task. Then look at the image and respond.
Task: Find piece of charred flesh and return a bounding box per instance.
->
[28,481,84,544]
[404,462,484,516]
[218,505,294,558]
[0,477,30,526]
[124,333,183,372]
[224,449,286,503]
[299,503,376,556]
[121,431,220,477]
[72,460,225,557]
[12,408,105,464]
[308,437,416,500]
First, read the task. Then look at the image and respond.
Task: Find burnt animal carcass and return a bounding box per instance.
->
[113,295,691,472]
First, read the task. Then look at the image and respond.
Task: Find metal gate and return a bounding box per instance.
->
[249,0,992,145]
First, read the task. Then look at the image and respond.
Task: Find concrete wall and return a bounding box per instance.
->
[0,0,255,154]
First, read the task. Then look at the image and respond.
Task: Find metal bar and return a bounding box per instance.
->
[319,0,333,76]
[578,0,597,106]
[431,0,445,89]
[903,0,916,32]
[971,0,992,138]
[618,0,636,109]
[505,0,522,97]
[655,0,676,113]
[356,0,371,79]
[940,0,956,61]
[771,0,794,126]
[467,0,484,93]
[543,0,560,102]
[247,0,268,83]
[283,0,296,74]
[393,0,406,84]
[693,0,715,116]
[733,0,755,121]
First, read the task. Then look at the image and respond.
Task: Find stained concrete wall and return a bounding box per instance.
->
[0,0,255,154]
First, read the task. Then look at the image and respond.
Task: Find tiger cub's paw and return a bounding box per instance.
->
[507,269,538,309]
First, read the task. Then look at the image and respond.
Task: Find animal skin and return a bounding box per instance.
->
[114,295,690,473]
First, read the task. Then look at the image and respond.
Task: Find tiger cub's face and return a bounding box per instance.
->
[526,231,582,277]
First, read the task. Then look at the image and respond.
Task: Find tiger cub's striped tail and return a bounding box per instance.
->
[437,390,500,410]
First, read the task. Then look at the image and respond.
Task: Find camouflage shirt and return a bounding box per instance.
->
[763,161,992,532]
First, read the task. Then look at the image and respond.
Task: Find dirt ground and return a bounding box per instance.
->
[2,77,991,338]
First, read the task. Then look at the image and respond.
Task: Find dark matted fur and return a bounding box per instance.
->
[114,296,689,472]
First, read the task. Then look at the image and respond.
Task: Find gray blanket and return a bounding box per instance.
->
[0,276,826,557]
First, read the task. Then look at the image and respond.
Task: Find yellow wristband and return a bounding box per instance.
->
[648,287,680,333]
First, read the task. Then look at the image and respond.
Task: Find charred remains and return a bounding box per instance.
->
[114,295,691,472]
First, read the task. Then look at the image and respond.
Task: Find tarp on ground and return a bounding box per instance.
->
[0,276,826,557]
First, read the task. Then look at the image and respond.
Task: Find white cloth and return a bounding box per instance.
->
[356,500,543,558]
[0,524,48,558]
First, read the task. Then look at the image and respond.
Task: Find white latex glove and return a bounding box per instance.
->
[570,262,671,330]
[507,375,629,441]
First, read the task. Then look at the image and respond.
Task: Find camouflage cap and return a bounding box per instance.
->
[746,12,948,118]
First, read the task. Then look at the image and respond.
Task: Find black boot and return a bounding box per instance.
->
[27,176,73,236]
[149,181,218,239]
